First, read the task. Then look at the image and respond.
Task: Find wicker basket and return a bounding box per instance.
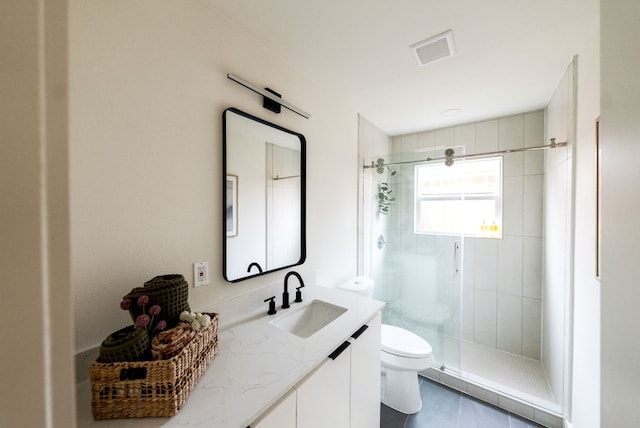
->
[90,313,219,420]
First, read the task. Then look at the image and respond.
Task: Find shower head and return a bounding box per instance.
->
[388,168,396,176]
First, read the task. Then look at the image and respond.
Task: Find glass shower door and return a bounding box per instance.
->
[364,146,465,374]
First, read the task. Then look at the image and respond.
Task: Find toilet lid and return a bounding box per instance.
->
[381,325,432,359]
[338,277,373,292]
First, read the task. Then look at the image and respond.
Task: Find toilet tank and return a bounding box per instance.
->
[337,276,375,297]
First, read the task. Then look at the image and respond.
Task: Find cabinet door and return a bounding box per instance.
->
[252,389,296,428]
[350,312,382,428]
[296,342,351,428]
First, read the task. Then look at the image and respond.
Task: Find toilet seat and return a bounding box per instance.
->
[381,324,432,359]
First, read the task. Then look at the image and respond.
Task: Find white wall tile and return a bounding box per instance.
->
[534,409,563,428]
[401,133,418,159]
[522,297,542,359]
[417,130,435,150]
[462,238,475,289]
[498,235,523,295]
[454,123,476,155]
[391,136,402,154]
[435,126,455,148]
[474,238,497,291]
[422,367,441,382]
[523,174,543,237]
[499,114,524,150]
[498,395,535,420]
[462,286,474,341]
[503,152,524,177]
[497,293,522,354]
[503,176,524,236]
[476,119,499,153]
[440,371,468,393]
[388,110,547,362]
[524,110,545,148]
[523,237,543,299]
[524,150,544,175]
[474,289,497,347]
[467,383,500,406]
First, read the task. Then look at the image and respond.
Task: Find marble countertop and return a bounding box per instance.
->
[76,285,384,427]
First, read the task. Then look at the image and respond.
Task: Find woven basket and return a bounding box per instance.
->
[90,313,219,420]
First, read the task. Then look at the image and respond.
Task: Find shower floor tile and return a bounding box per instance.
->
[383,308,557,410]
[458,339,556,405]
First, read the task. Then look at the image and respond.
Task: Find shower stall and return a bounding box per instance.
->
[358,65,575,420]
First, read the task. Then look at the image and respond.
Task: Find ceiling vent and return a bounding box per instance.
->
[411,30,456,66]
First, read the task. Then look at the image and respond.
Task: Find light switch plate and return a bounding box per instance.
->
[193,261,209,287]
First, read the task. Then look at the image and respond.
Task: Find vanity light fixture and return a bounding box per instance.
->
[227,73,311,119]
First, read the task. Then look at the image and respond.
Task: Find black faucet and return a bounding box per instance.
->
[247,262,263,274]
[264,296,277,315]
[283,271,304,309]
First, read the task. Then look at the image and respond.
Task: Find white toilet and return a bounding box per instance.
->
[380,324,434,413]
[337,277,434,414]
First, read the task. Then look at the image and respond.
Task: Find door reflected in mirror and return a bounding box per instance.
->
[223,108,306,282]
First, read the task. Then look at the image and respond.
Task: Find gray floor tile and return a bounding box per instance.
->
[382,377,550,428]
[381,403,409,428]
[509,413,546,428]
[406,378,461,428]
[458,395,510,428]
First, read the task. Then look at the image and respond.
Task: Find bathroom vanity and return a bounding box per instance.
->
[76,285,384,427]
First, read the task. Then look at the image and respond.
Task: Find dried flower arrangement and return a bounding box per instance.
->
[121,294,167,336]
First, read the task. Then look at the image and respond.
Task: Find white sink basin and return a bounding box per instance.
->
[270,299,347,338]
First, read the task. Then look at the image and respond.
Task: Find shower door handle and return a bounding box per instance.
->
[453,240,460,277]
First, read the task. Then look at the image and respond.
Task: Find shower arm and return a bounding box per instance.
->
[364,138,567,171]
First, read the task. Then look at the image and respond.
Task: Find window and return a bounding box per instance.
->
[414,157,502,238]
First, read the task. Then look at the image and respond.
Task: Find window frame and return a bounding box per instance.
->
[413,156,503,238]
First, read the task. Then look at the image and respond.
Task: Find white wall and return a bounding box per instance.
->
[600,0,640,426]
[568,4,601,426]
[70,0,359,353]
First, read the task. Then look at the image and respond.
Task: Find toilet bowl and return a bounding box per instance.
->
[337,277,435,414]
[380,324,434,414]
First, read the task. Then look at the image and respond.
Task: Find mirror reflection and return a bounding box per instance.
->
[223,108,306,282]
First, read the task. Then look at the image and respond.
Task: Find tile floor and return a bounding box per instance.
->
[381,377,546,428]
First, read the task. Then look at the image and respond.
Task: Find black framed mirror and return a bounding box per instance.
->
[222,108,306,282]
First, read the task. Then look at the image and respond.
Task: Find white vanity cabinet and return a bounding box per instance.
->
[296,341,352,428]
[252,390,296,428]
[349,312,381,428]
[249,312,381,428]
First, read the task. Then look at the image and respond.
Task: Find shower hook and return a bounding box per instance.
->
[375,158,385,174]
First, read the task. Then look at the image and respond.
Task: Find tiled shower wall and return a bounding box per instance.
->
[391,110,545,359]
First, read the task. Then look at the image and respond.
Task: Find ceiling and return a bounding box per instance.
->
[204,0,598,136]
